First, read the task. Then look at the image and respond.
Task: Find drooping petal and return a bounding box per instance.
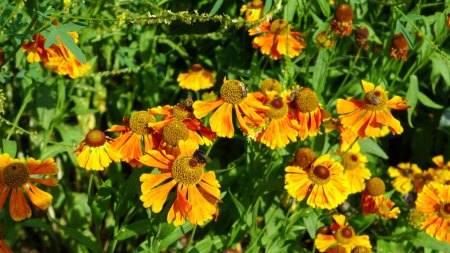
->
[23,183,53,210]
[139,179,177,213]
[10,188,32,221]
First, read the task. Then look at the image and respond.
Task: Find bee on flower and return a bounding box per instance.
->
[74,130,121,171]
[249,19,307,60]
[139,140,221,226]
[193,78,270,138]
[336,80,409,139]
[0,153,58,221]
[177,64,215,91]
[240,0,264,22]
[22,32,90,78]
[315,214,372,253]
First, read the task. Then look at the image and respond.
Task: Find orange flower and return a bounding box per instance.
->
[148,98,216,149]
[22,32,90,78]
[285,154,349,209]
[416,183,450,244]
[337,80,409,139]
[107,111,160,167]
[361,177,400,219]
[390,33,408,61]
[0,238,13,253]
[340,143,371,194]
[0,153,58,221]
[290,87,326,140]
[315,214,372,253]
[74,130,121,171]
[177,64,215,91]
[388,162,422,194]
[249,19,307,60]
[240,0,264,22]
[258,95,298,149]
[330,4,354,36]
[139,140,221,226]
[355,27,369,50]
[193,78,269,138]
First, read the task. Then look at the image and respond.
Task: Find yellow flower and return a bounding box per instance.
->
[75,130,121,171]
[193,78,269,138]
[177,64,215,91]
[337,80,409,138]
[388,162,422,194]
[249,19,307,60]
[0,153,58,221]
[139,140,221,226]
[415,183,450,244]
[240,0,264,22]
[340,143,371,194]
[315,214,372,253]
[22,32,90,78]
[285,154,349,209]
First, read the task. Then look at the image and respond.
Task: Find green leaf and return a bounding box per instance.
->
[418,91,443,109]
[209,0,224,15]
[22,218,56,240]
[396,20,414,49]
[438,108,450,135]
[44,25,58,48]
[302,210,319,239]
[228,188,245,216]
[58,31,87,64]
[88,179,112,227]
[412,231,450,251]
[159,222,194,250]
[2,139,17,157]
[263,0,273,15]
[283,0,297,22]
[312,50,329,93]
[58,22,87,32]
[115,219,153,241]
[316,0,331,17]
[358,138,388,159]
[190,235,226,252]
[406,75,419,128]
[60,227,102,253]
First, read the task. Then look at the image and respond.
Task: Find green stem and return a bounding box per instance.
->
[187,225,197,250]
[6,87,34,140]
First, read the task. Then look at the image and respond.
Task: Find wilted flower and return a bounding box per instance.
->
[331,4,354,36]
[389,33,409,61]
[355,27,369,50]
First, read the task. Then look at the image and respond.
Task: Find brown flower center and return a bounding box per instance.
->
[336,226,354,245]
[266,98,288,120]
[129,111,155,136]
[173,106,191,121]
[190,64,203,72]
[341,152,360,171]
[251,0,263,8]
[363,90,388,110]
[295,88,319,113]
[334,4,353,22]
[260,78,281,95]
[163,121,189,147]
[366,177,385,196]
[293,147,316,169]
[440,203,450,218]
[220,80,247,105]
[309,165,331,185]
[2,162,30,189]
[85,130,106,147]
[270,19,288,34]
[172,155,203,186]
[352,246,371,253]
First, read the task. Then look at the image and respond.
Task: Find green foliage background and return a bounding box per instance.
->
[0,0,449,252]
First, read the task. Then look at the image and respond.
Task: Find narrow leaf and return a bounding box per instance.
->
[115,219,152,241]
[44,26,58,48]
[418,92,443,109]
[406,75,419,127]
[58,31,87,64]
[2,139,17,157]
[209,0,224,15]
[358,138,388,159]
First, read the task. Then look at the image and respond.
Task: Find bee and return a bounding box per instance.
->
[365,92,381,105]
[239,83,248,98]
[289,87,300,101]
[178,96,194,111]
[192,149,208,164]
